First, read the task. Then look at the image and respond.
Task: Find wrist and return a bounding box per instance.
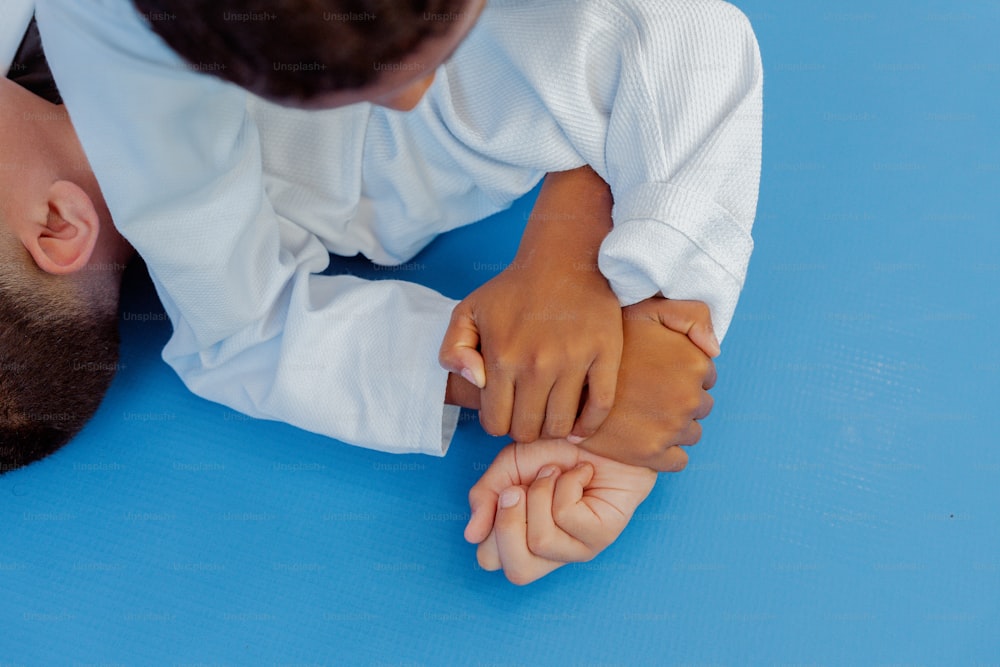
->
[445,372,481,410]
[623,295,668,320]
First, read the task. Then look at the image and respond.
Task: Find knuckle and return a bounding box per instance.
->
[692,354,712,376]
[552,504,575,529]
[652,446,689,472]
[479,413,507,437]
[437,347,458,367]
[638,436,667,460]
[503,563,535,586]
[505,568,534,586]
[682,394,703,415]
[509,427,538,444]
[489,354,517,376]
[510,412,545,443]
[671,413,691,435]
[477,550,499,571]
[527,354,557,378]
[702,393,715,416]
[668,451,689,472]
[542,419,573,440]
[587,390,615,414]
[526,531,553,556]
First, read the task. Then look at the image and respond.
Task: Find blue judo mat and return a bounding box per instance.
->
[3,0,999,663]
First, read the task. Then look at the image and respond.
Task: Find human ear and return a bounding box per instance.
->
[22,180,101,275]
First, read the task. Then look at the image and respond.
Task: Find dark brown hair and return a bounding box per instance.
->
[132,0,471,102]
[0,247,121,473]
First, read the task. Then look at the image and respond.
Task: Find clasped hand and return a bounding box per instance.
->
[439,253,623,444]
[465,439,656,585]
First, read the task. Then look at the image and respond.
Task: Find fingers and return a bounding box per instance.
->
[541,376,584,440]
[695,390,714,421]
[465,440,591,544]
[652,299,721,358]
[492,486,562,585]
[570,353,617,441]
[477,459,641,582]
[465,444,519,544]
[438,307,486,388]
[510,354,606,443]
[479,367,515,436]
[703,356,718,390]
[546,461,617,549]
[653,445,689,472]
[672,390,711,447]
[509,377,554,443]
[488,366,595,444]
[473,445,660,583]
[465,484,500,545]
[677,420,702,447]
[476,530,501,571]
[525,466,594,562]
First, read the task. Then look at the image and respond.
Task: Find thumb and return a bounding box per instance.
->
[465,443,521,543]
[439,305,486,388]
[653,299,721,358]
[464,486,499,544]
[476,529,501,571]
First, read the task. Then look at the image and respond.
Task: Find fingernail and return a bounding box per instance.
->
[460,368,483,388]
[566,435,585,445]
[499,489,520,508]
[537,465,558,479]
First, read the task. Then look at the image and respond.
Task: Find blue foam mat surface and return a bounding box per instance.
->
[3,1,999,663]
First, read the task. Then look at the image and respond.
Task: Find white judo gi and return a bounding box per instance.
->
[0,2,34,73]
[33,0,763,455]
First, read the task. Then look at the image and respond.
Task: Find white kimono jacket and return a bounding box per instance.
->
[0,0,34,73]
[33,0,762,455]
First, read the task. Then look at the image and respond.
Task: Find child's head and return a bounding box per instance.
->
[0,78,131,473]
[132,0,485,109]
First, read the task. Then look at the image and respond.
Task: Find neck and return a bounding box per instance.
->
[0,77,79,172]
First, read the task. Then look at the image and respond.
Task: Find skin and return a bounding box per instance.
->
[440,166,623,444]
[441,166,721,472]
[465,439,657,586]
[0,77,131,287]
[577,300,718,471]
[271,0,725,473]
[436,165,720,579]
[299,0,722,579]
[1,0,489,267]
[1,1,718,580]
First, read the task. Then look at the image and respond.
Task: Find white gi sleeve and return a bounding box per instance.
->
[422,0,763,341]
[596,0,764,341]
[0,0,35,73]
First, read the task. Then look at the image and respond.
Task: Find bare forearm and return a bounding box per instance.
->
[514,165,613,273]
[445,372,482,409]
[442,166,615,418]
